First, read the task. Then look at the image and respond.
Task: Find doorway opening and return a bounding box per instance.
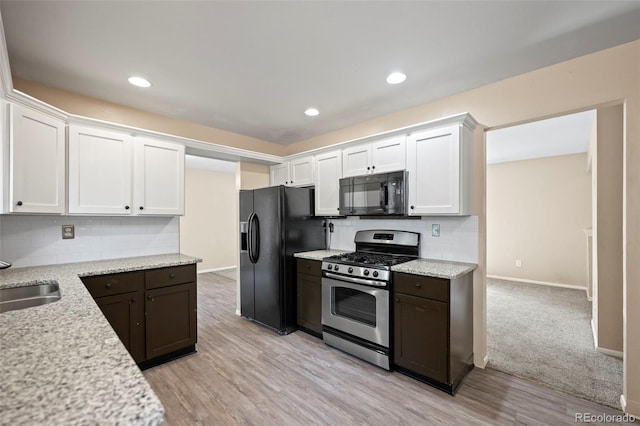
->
[485,108,623,409]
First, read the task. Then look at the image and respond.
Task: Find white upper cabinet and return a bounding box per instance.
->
[406,124,473,216]
[68,125,185,216]
[314,150,342,216]
[134,137,185,215]
[8,103,66,214]
[342,144,371,177]
[289,156,314,186]
[270,163,289,186]
[371,136,406,173]
[342,135,406,177]
[68,125,133,215]
[269,155,314,187]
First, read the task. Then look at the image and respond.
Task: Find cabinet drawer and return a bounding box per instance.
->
[297,258,321,277]
[145,264,196,290]
[394,273,449,302]
[82,271,144,298]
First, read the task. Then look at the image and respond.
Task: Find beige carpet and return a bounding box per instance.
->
[487,278,623,409]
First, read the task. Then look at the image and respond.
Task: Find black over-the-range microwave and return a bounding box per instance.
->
[338,171,406,216]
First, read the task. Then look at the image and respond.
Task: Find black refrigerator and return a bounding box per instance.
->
[239,186,325,334]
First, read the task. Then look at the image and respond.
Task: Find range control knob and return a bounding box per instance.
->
[334,265,339,272]
[363,270,370,276]
[372,271,379,278]
[348,267,354,273]
[328,264,333,270]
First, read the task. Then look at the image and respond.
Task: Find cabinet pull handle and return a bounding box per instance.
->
[395,297,400,302]
[367,166,370,170]
[125,205,130,210]
[410,205,415,210]
[131,297,137,303]
[306,265,311,270]
[169,273,176,279]
[372,165,375,170]
[139,206,144,210]
[415,283,422,289]
[105,283,112,289]
[16,201,23,206]
[147,295,154,301]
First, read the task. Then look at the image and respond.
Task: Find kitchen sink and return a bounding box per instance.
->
[0,282,61,313]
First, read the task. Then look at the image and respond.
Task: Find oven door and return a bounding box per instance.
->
[321,276,389,347]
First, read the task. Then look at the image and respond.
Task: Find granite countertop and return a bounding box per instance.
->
[0,253,201,426]
[391,258,477,279]
[293,249,349,261]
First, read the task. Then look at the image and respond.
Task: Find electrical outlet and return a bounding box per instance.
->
[515,259,522,267]
[62,225,75,239]
[432,224,440,237]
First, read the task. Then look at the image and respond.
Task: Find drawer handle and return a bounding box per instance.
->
[395,297,400,303]
[131,297,137,303]
[147,295,154,302]
[415,283,422,289]
[16,201,23,206]
[105,283,112,289]
[306,265,311,270]
[169,273,176,279]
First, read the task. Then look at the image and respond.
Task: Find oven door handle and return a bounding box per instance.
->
[323,272,387,287]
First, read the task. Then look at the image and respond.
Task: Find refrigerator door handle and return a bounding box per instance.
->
[247,213,255,263]
[252,213,261,263]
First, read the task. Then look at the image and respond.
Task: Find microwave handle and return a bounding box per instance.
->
[380,182,389,211]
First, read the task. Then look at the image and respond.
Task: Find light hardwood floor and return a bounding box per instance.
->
[143,272,631,425]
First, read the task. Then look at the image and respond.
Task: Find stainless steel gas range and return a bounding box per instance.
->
[321,230,419,370]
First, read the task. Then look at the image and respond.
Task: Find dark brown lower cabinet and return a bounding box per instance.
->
[393,271,474,394]
[296,258,322,337]
[95,291,146,363]
[146,282,197,359]
[81,263,197,367]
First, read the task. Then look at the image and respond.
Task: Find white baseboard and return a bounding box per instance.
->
[487,275,588,292]
[475,354,488,369]
[591,319,598,347]
[198,265,237,274]
[596,346,624,359]
[622,394,640,417]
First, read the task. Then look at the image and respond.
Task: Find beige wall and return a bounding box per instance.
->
[592,105,624,353]
[487,153,592,287]
[180,168,237,272]
[283,40,639,414]
[239,162,270,190]
[12,77,285,157]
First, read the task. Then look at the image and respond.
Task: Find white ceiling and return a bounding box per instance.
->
[1,1,639,145]
[486,110,595,164]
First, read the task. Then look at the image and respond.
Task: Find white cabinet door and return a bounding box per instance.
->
[314,150,342,216]
[342,144,371,177]
[68,125,133,215]
[1,101,7,213]
[289,156,314,186]
[134,137,185,215]
[270,163,289,186]
[9,104,65,214]
[406,124,471,216]
[371,135,406,173]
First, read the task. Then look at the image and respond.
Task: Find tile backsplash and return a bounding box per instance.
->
[327,216,478,263]
[0,215,179,268]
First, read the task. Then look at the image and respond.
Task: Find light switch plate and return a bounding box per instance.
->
[62,225,75,239]
[432,224,440,237]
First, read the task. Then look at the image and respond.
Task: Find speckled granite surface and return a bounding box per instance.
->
[293,249,349,261]
[0,253,201,426]
[391,258,476,279]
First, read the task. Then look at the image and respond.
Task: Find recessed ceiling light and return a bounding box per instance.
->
[386,72,407,85]
[128,76,152,88]
[305,108,319,117]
